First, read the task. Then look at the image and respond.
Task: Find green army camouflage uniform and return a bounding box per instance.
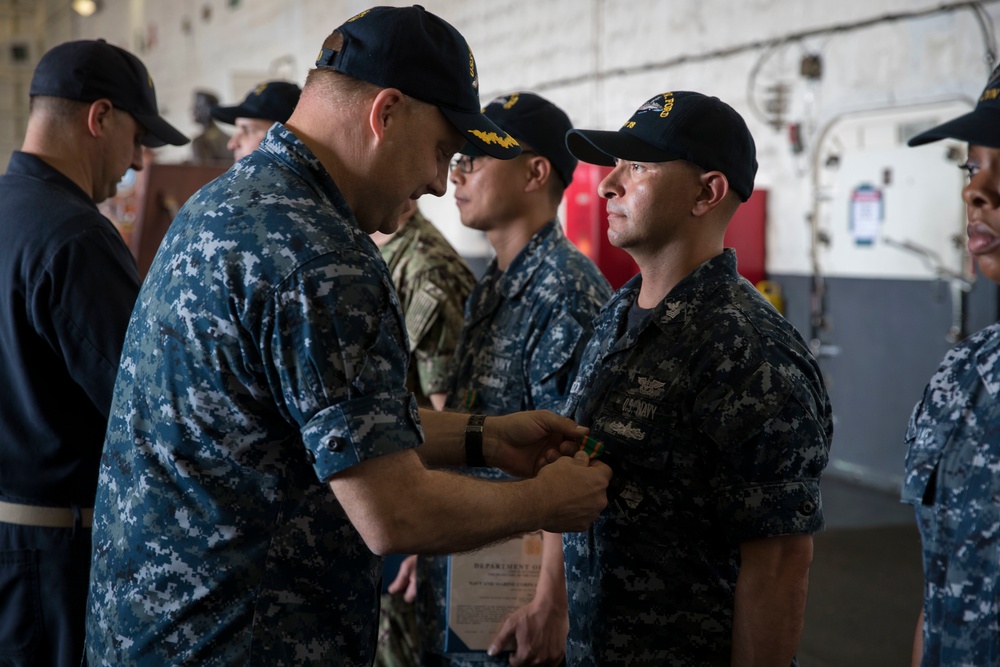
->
[379,209,475,407]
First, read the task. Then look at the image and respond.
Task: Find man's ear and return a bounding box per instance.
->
[368,88,407,144]
[523,155,552,194]
[692,170,730,217]
[86,99,114,138]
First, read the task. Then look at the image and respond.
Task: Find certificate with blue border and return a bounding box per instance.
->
[444,532,544,653]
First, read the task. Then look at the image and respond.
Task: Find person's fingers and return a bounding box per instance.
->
[388,555,417,595]
[487,616,516,657]
[537,410,588,439]
[387,571,407,594]
[404,571,418,603]
[589,458,613,478]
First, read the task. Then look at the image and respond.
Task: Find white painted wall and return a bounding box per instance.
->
[5,0,998,275]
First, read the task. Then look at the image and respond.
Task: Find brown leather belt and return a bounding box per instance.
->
[0,500,93,528]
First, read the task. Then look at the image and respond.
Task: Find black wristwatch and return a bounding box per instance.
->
[465,414,487,467]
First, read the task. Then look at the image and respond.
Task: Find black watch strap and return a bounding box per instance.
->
[465,414,487,467]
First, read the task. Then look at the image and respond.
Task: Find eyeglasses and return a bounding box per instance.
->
[449,155,479,174]
[450,150,538,174]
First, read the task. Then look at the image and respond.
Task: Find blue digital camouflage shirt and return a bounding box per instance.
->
[902,322,1000,666]
[562,249,832,666]
[444,219,612,415]
[418,220,611,664]
[85,125,423,667]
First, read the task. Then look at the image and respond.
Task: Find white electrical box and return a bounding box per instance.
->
[815,102,972,281]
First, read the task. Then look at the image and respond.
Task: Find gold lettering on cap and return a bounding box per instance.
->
[254,83,267,96]
[503,94,519,109]
[347,9,371,22]
[981,88,1000,102]
[623,121,637,129]
[469,49,478,90]
[659,92,674,118]
[467,129,520,148]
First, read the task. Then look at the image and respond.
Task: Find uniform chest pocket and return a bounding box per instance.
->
[471,344,525,411]
[590,387,677,472]
[590,392,691,529]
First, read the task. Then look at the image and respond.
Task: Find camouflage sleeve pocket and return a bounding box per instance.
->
[302,393,423,482]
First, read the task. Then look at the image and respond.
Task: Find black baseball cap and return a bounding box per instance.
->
[29,39,188,148]
[212,81,302,125]
[566,91,758,201]
[908,64,1000,148]
[314,5,520,160]
[473,92,577,187]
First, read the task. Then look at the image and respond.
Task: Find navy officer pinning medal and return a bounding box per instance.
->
[0,3,905,667]
[75,6,610,667]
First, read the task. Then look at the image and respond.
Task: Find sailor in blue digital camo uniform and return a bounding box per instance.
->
[561,91,833,666]
[903,65,1000,667]
[405,94,612,667]
[445,94,612,418]
[83,7,613,667]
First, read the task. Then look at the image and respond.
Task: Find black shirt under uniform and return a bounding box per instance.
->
[0,151,139,507]
[0,150,140,665]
